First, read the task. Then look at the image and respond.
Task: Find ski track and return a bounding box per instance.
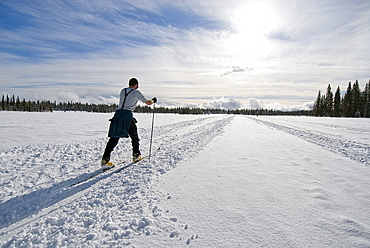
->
[0,115,233,247]
[250,117,370,166]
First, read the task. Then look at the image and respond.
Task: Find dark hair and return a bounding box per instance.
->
[129,78,139,86]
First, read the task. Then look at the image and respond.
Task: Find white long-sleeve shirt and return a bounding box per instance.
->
[117,88,148,111]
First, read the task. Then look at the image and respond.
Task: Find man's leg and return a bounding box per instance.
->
[102,137,119,161]
[129,119,140,156]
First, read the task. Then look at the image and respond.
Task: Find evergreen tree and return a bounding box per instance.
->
[319,94,326,116]
[342,82,353,117]
[313,90,321,116]
[22,98,26,111]
[333,86,342,117]
[334,86,341,117]
[364,80,370,117]
[11,94,15,108]
[1,95,4,110]
[6,94,10,110]
[352,80,361,117]
[15,96,20,111]
[324,84,333,116]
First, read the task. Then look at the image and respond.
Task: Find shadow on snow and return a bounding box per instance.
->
[0,163,135,232]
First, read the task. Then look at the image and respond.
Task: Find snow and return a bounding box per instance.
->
[0,111,369,247]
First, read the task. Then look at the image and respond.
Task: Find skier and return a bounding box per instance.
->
[101,78,157,168]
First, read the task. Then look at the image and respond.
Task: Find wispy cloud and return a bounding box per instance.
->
[221,66,253,76]
[1,0,369,109]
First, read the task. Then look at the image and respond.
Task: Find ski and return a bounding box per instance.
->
[69,163,122,187]
[69,158,144,187]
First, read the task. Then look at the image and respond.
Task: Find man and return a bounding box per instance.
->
[101,78,157,168]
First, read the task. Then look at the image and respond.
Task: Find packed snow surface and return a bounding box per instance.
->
[0,111,369,247]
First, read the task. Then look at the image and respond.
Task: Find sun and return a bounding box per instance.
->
[225,2,278,63]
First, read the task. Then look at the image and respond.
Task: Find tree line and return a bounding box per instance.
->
[135,105,311,116]
[312,80,370,117]
[2,79,369,117]
[1,94,310,116]
[0,95,117,113]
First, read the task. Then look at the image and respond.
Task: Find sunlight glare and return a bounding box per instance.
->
[225,2,278,63]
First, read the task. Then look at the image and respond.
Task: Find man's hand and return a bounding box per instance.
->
[145,97,157,105]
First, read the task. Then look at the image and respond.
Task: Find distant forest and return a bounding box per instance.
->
[0,96,117,113]
[312,79,370,117]
[0,95,309,116]
[1,79,369,117]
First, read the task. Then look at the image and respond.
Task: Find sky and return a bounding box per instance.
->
[1,0,369,110]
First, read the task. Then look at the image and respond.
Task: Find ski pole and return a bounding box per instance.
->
[148,102,155,163]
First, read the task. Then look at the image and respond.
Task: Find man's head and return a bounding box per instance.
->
[129,78,139,89]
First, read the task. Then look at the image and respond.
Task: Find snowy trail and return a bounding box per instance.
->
[251,116,370,166]
[155,116,370,247]
[1,113,369,247]
[0,114,233,246]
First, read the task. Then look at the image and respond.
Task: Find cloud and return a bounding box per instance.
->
[54,92,118,105]
[202,97,242,110]
[195,97,313,111]
[243,98,314,111]
[245,98,264,109]
[221,66,253,76]
[267,31,292,42]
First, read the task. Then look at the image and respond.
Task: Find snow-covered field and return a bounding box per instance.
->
[0,111,369,247]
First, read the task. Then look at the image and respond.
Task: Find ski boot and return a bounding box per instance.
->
[101,159,115,169]
[133,154,144,163]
